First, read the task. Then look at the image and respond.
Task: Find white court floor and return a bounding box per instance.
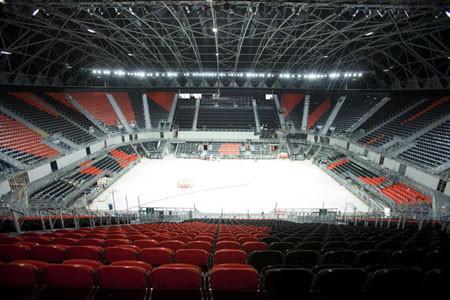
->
[90,157,369,214]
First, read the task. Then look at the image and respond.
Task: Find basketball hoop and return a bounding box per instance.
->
[177,179,193,189]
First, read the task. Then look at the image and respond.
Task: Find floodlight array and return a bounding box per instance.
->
[91,69,364,80]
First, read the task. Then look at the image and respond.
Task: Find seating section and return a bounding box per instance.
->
[358,95,450,148]
[398,119,450,169]
[4,92,96,145]
[307,95,335,131]
[29,146,138,205]
[0,112,59,165]
[42,92,103,138]
[68,92,120,131]
[325,153,432,210]
[256,99,280,129]
[110,92,137,124]
[280,93,305,129]
[173,99,196,130]
[0,219,448,300]
[330,94,383,135]
[146,92,176,128]
[176,143,203,158]
[197,99,255,130]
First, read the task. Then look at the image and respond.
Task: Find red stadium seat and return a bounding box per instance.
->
[104,247,138,263]
[63,259,103,270]
[0,236,23,244]
[106,234,127,240]
[0,244,31,261]
[242,241,268,254]
[97,265,148,289]
[16,241,39,248]
[53,237,78,246]
[216,241,241,250]
[127,235,149,242]
[32,245,67,263]
[23,237,52,245]
[104,239,131,247]
[238,236,259,244]
[11,259,48,270]
[43,264,95,287]
[186,241,212,253]
[159,240,186,251]
[66,246,103,261]
[133,239,159,249]
[175,249,209,270]
[210,263,259,291]
[111,260,152,273]
[172,235,193,244]
[79,238,105,248]
[214,249,247,265]
[152,263,202,290]
[140,247,174,266]
[0,262,39,286]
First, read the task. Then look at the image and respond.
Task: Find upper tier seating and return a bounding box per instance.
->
[173,99,196,130]
[197,99,255,130]
[398,119,450,170]
[146,92,176,129]
[256,99,280,130]
[330,94,382,135]
[2,92,96,145]
[68,92,121,132]
[42,92,103,138]
[358,96,450,148]
[307,94,336,131]
[280,93,305,129]
[0,112,59,165]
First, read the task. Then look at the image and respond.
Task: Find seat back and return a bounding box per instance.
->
[32,245,67,262]
[140,247,174,265]
[67,246,103,261]
[214,249,247,265]
[175,249,209,267]
[0,244,31,261]
[216,241,241,250]
[44,264,94,287]
[210,264,259,291]
[242,241,268,254]
[284,250,319,268]
[97,265,148,289]
[63,259,103,270]
[104,247,138,263]
[133,239,159,249]
[111,260,152,273]
[316,268,368,298]
[263,268,313,297]
[248,250,283,272]
[152,264,202,290]
[0,263,38,286]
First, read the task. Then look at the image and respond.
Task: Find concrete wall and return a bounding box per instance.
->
[105,135,123,147]
[329,137,348,149]
[349,143,364,155]
[383,157,400,172]
[307,134,315,143]
[405,165,440,190]
[0,180,11,195]
[444,182,450,197]
[367,151,381,164]
[178,131,257,140]
[56,149,86,169]
[27,163,52,182]
[90,141,104,154]
[137,132,161,140]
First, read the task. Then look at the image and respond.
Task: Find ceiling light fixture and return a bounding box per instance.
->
[32,8,40,16]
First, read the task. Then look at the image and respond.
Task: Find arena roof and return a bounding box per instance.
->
[0,1,449,89]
